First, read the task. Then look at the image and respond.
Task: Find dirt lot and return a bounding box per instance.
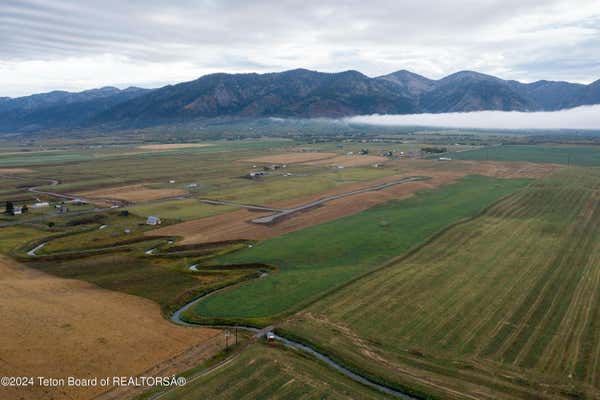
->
[303,154,388,167]
[0,256,220,400]
[138,143,213,150]
[148,160,559,245]
[76,184,186,203]
[0,167,34,174]
[241,152,337,164]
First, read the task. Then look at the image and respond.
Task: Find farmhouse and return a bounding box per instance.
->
[146,216,161,225]
[13,206,23,215]
[31,202,49,208]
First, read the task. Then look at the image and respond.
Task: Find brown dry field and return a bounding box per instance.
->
[303,154,388,167]
[76,184,186,203]
[148,160,559,245]
[138,143,213,150]
[0,167,34,174]
[0,256,220,400]
[241,151,337,164]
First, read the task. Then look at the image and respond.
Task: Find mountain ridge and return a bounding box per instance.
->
[1,69,599,132]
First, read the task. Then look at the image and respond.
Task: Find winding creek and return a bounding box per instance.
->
[23,236,418,399]
[169,288,417,399]
[20,197,421,399]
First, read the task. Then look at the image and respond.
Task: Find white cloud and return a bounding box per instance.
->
[0,0,599,96]
[345,105,600,130]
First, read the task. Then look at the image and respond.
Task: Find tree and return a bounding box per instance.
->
[5,201,14,215]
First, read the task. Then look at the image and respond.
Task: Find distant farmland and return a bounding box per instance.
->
[185,175,530,324]
[452,144,600,166]
[281,167,600,400]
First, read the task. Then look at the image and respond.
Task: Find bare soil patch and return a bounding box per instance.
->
[242,152,337,164]
[0,167,34,174]
[303,154,388,167]
[138,143,213,150]
[76,184,186,203]
[0,256,219,400]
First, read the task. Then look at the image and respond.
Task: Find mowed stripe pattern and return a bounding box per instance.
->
[160,344,391,400]
[283,168,600,399]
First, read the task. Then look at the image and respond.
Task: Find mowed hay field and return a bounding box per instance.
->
[452,144,600,166]
[185,176,531,323]
[0,256,220,400]
[281,167,600,400]
[159,343,391,400]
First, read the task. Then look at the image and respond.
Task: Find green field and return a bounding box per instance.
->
[452,144,600,166]
[184,175,531,324]
[128,199,237,221]
[157,343,391,400]
[281,168,600,400]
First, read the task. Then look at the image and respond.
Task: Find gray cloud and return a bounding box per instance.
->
[1,0,599,96]
[346,105,600,130]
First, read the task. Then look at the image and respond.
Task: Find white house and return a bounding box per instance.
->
[146,216,161,225]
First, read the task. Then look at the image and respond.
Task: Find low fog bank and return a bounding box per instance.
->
[345,105,600,130]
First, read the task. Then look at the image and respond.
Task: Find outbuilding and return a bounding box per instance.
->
[146,216,161,225]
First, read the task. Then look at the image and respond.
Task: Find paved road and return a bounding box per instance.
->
[251,176,430,224]
[200,199,283,212]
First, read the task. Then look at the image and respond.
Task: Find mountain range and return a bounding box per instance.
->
[1,69,599,132]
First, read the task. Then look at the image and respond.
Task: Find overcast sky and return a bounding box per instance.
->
[1,0,600,97]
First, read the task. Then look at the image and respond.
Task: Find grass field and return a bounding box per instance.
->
[157,343,391,400]
[128,199,237,221]
[29,252,266,315]
[281,167,600,400]
[452,144,600,166]
[184,175,531,324]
